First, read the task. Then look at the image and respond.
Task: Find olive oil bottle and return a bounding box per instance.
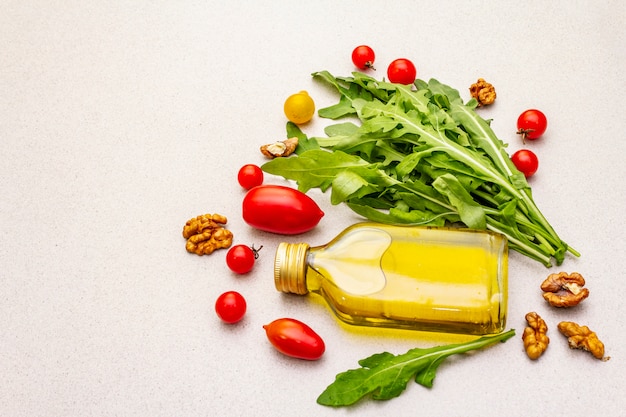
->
[273,223,508,335]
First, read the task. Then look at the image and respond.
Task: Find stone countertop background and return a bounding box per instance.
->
[1,2,625,416]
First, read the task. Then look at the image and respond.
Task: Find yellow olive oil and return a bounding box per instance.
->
[274,223,508,335]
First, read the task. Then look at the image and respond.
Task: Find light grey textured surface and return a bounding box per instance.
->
[1,1,624,416]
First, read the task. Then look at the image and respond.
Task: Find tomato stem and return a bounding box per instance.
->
[251,244,263,259]
[516,128,535,144]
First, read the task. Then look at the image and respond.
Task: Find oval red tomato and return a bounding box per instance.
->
[511,149,539,178]
[263,318,325,361]
[387,58,417,85]
[242,185,324,234]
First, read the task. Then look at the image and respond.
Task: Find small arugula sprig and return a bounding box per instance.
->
[317,329,515,407]
[263,71,579,266]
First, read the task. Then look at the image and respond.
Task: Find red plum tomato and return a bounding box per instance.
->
[511,149,539,178]
[226,244,261,274]
[237,164,264,190]
[387,58,417,85]
[215,291,247,324]
[352,45,376,70]
[517,109,547,141]
[263,318,325,360]
[242,185,324,234]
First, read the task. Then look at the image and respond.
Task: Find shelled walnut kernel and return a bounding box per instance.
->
[541,272,589,307]
[182,213,233,255]
[522,312,550,360]
[469,78,496,106]
[557,321,609,361]
[260,137,298,158]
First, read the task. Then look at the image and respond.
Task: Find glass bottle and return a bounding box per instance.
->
[273,222,508,335]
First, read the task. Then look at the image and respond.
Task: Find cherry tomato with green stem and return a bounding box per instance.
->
[352,45,376,70]
[226,244,262,274]
[237,164,264,190]
[387,58,417,85]
[215,291,247,324]
[517,109,548,142]
[511,149,539,178]
[263,318,325,360]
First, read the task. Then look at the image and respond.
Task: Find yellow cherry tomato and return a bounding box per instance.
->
[283,91,315,124]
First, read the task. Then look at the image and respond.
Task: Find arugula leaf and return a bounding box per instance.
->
[347,202,450,226]
[432,174,486,229]
[286,122,319,152]
[263,72,580,266]
[317,329,515,407]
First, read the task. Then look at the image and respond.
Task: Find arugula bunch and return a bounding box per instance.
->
[317,329,515,406]
[262,71,578,266]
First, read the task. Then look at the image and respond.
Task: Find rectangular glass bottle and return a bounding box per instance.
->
[274,223,508,335]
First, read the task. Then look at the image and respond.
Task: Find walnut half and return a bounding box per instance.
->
[260,137,298,158]
[182,213,233,255]
[541,272,589,307]
[557,321,609,361]
[522,312,550,360]
[469,78,496,106]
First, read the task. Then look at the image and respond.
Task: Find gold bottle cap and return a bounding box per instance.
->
[274,242,310,295]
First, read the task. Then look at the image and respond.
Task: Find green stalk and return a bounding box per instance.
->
[486,223,552,266]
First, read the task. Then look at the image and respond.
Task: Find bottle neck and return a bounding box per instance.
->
[274,242,310,295]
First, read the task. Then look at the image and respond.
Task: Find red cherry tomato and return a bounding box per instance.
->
[242,185,324,234]
[387,58,417,85]
[516,109,547,141]
[511,149,539,178]
[215,291,247,324]
[226,244,262,274]
[351,45,376,70]
[263,318,325,361]
[237,164,264,190]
